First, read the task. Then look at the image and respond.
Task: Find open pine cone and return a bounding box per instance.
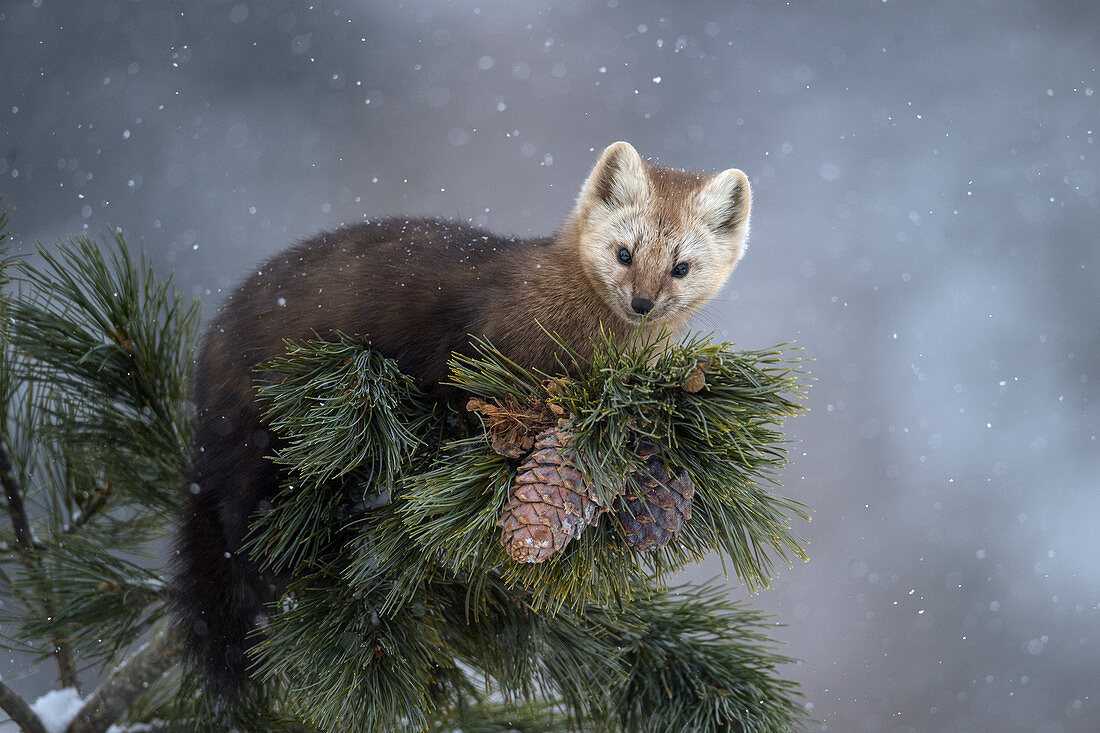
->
[497,422,605,563]
[467,396,562,458]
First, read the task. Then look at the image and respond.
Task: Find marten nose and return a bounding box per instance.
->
[631,297,654,315]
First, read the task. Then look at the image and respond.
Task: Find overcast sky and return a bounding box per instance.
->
[2,1,1098,731]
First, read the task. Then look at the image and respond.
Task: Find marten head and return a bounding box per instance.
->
[565,141,751,328]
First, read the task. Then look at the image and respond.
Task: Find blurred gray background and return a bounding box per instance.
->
[1,1,1097,731]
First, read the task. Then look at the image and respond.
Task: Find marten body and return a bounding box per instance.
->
[174,142,752,698]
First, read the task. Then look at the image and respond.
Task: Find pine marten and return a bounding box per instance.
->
[173,142,752,698]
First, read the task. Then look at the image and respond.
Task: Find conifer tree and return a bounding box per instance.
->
[0,204,812,732]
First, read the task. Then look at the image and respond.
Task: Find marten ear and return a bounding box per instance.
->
[577,141,649,212]
[695,168,751,247]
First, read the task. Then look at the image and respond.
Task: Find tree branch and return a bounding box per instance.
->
[0,680,47,733]
[0,445,40,553]
[53,641,80,695]
[66,627,183,733]
[0,445,78,689]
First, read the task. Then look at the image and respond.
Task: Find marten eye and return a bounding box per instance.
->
[671,262,690,278]
[617,247,633,266]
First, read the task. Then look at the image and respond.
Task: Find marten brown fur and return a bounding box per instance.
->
[173,142,752,698]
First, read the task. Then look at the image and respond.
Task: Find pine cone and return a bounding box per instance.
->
[614,455,694,552]
[681,361,710,393]
[467,396,563,459]
[498,422,604,563]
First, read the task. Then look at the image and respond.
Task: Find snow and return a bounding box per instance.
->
[30,688,84,733]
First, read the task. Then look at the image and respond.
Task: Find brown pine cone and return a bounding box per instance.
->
[681,361,710,393]
[614,455,695,552]
[467,396,563,459]
[498,422,605,563]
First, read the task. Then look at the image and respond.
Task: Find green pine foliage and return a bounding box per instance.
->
[393,331,810,613]
[610,581,803,732]
[0,212,201,729]
[246,334,440,576]
[0,208,811,732]
[257,334,436,488]
[8,232,198,507]
[255,563,455,732]
[246,326,811,730]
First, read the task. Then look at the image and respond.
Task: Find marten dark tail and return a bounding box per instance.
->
[172,486,263,701]
[171,382,280,702]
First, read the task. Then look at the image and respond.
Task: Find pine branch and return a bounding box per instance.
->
[0,198,9,247]
[405,331,810,610]
[248,333,439,577]
[0,681,47,733]
[7,232,199,510]
[66,627,184,733]
[0,227,196,702]
[0,445,81,690]
[253,562,463,733]
[0,358,80,690]
[247,328,811,729]
[434,693,581,732]
[18,534,167,664]
[1,221,38,554]
[256,333,433,487]
[607,580,806,732]
[0,445,39,553]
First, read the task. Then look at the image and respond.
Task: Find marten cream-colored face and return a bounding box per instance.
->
[570,141,751,327]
